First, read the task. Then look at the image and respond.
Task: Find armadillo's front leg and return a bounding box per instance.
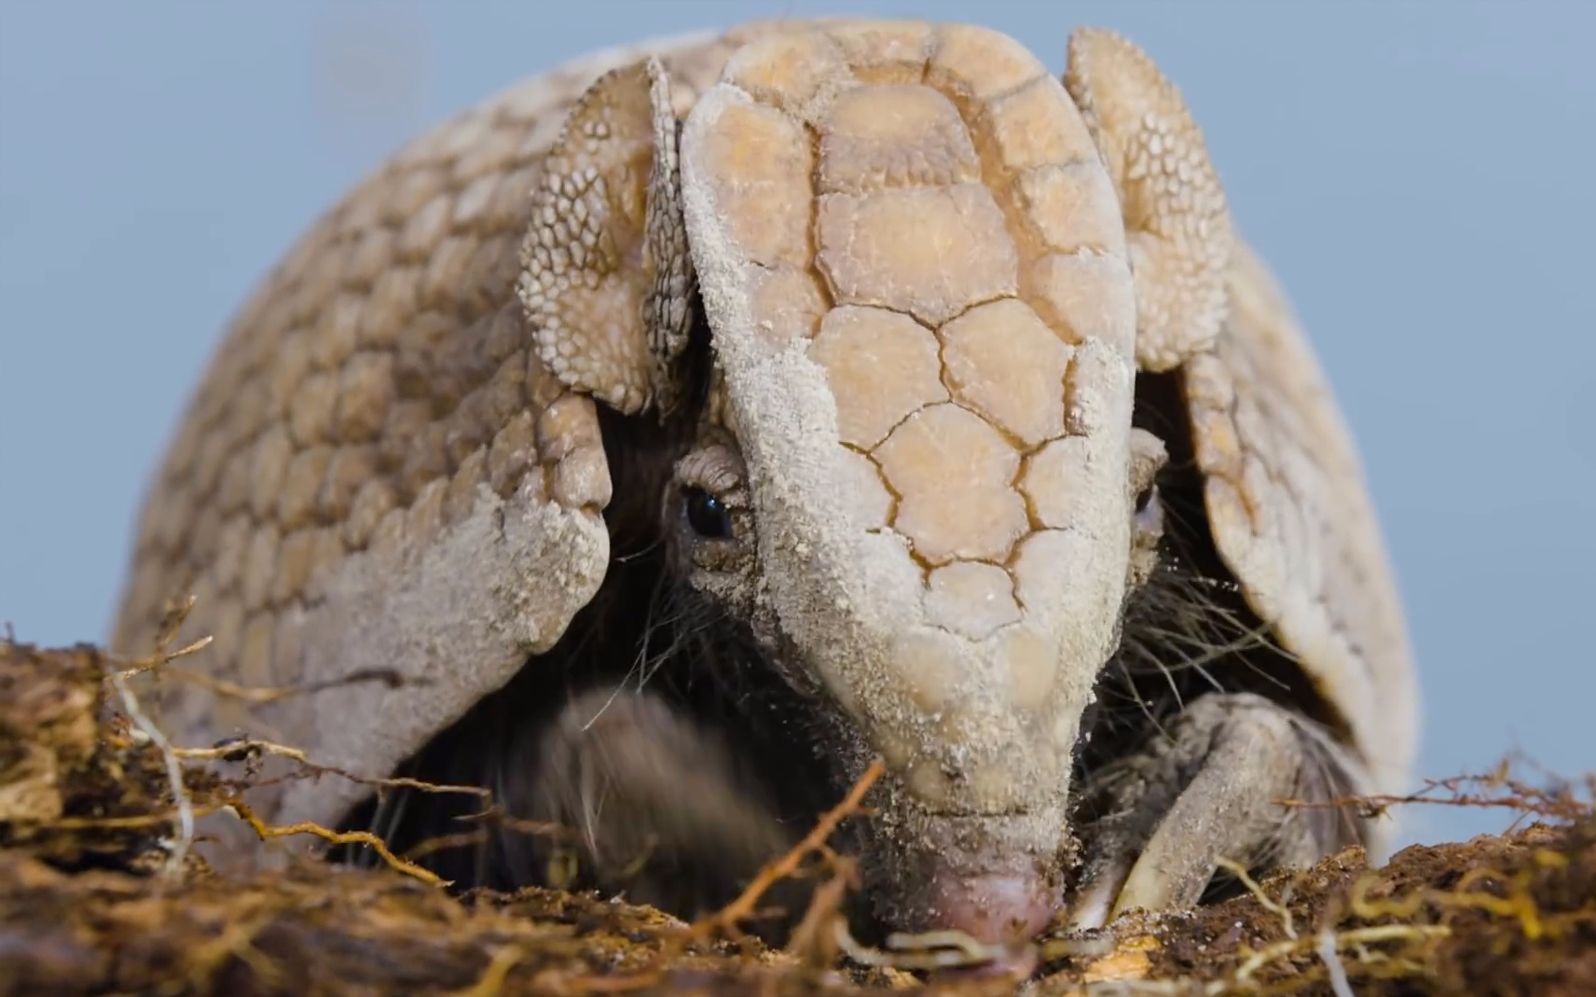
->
[505,686,797,918]
[1067,692,1368,929]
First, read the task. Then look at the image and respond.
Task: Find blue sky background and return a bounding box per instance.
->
[2,1,1592,847]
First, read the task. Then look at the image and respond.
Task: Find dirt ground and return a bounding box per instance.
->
[2,637,1592,996]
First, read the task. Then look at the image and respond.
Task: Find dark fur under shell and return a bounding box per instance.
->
[335,357,1365,932]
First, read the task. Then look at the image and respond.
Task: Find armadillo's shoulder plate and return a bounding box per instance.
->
[1185,240,1419,795]
[109,28,753,833]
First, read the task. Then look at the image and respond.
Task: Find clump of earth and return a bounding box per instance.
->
[2,638,1591,996]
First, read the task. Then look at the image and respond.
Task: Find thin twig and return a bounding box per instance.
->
[101,596,215,881]
[1317,927,1354,997]
[832,919,1004,971]
[228,801,448,888]
[783,862,854,965]
[127,663,410,703]
[691,757,884,939]
[113,635,215,679]
[107,669,194,880]
[178,737,492,801]
[448,943,525,997]
[1228,923,1450,989]
[1216,857,1295,940]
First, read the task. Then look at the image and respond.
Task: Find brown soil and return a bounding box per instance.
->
[2,638,1592,996]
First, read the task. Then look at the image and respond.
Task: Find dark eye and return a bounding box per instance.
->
[1133,484,1162,532]
[683,487,734,540]
[1134,484,1156,514]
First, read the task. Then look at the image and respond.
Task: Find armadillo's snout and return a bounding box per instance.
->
[859,807,1067,977]
[925,866,1058,952]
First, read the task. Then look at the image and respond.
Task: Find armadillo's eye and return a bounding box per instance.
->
[684,487,734,540]
[1134,484,1162,534]
[1134,484,1155,515]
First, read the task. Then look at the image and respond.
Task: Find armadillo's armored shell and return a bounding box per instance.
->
[108,29,758,832]
[1189,243,1419,798]
[1062,29,1417,806]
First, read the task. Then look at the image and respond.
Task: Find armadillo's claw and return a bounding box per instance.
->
[1066,692,1368,930]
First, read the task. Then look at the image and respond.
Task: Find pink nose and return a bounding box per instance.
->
[920,870,1057,978]
[926,869,1058,945]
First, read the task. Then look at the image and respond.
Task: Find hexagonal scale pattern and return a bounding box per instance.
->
[713,21,1139,643]
[924,561,1021,640]
[872,403,1027,565]
[810,305,948,449]
[817,183,1018,327]
[940,299,1073,448]
[818,84,980,194]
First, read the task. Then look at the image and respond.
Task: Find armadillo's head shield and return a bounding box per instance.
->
[678,23,1145,932]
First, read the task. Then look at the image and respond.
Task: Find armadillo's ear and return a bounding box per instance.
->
[1065,29,1231,372]
[520,58,696,415]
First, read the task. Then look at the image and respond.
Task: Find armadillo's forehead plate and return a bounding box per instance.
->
[681,22,1137,811]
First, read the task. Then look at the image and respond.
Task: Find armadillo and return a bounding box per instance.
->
[111,18,1417,960]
